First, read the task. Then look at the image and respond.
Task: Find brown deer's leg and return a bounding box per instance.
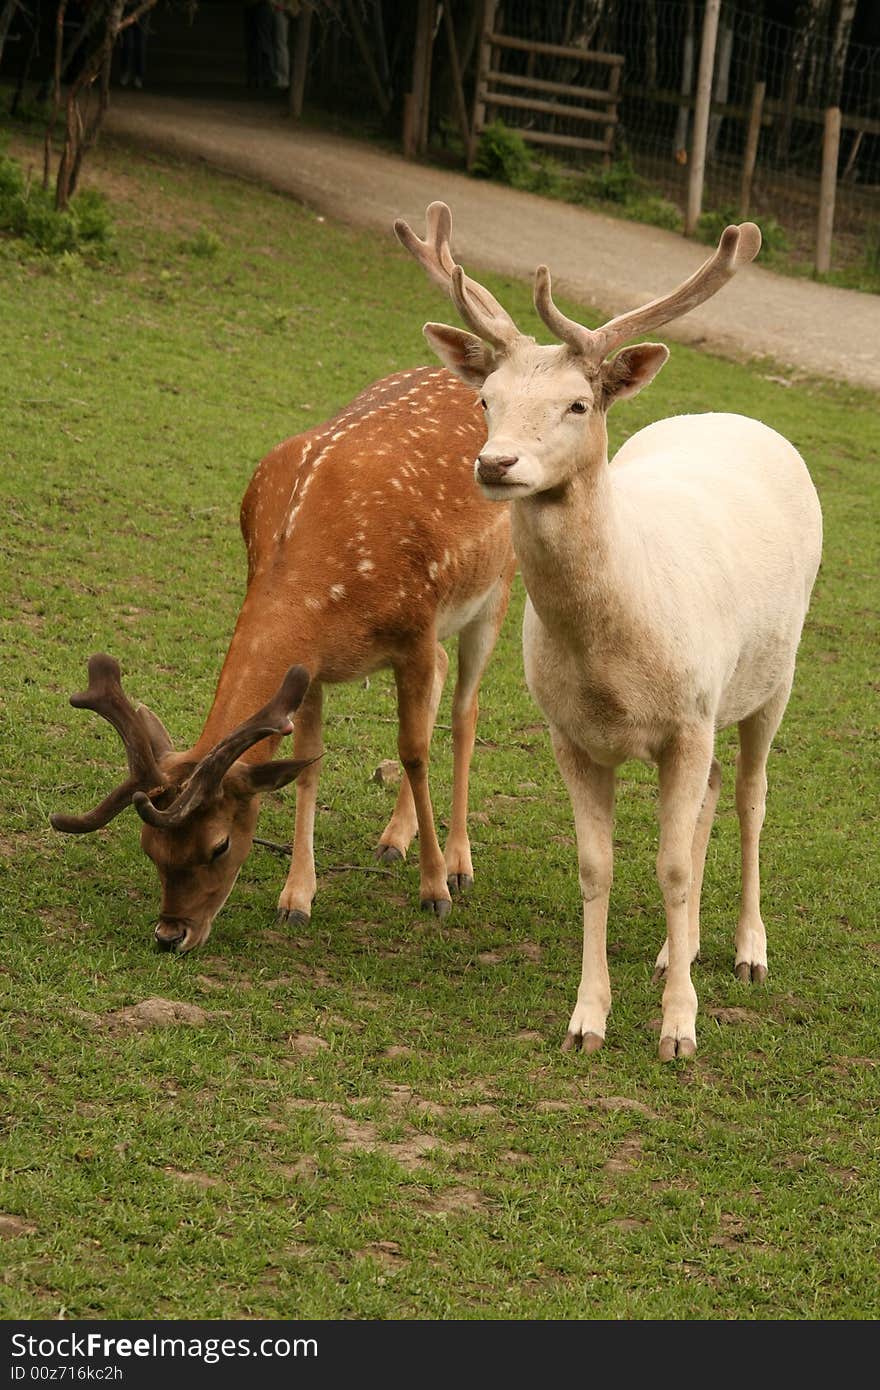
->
[377,644,447,863]
[393,636,452,917]
[277,680,323,926]
[445,575,512,894]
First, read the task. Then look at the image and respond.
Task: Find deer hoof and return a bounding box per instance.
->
[276,907,310,928]
[447,873,473,896]
[421,896,452,919]
[561,1030,603,1054]
[735,961,767,984]
[658,1034,696,1062]
[376,845,404,864]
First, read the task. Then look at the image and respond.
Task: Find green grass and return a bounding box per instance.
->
[1,129,878,1321]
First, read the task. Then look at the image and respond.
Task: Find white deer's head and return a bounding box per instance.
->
[395,203,760,498]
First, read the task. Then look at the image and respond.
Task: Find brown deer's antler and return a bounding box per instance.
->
[534,222,762,362]
[132,665,310,829]
[394,201,522,351]
[51,654,168,833]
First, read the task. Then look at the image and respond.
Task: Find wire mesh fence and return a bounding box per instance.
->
[2,0,877,281]
[476,0,879,278]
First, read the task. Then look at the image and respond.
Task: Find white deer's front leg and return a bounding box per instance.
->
[550,728,616,1054]
[655,728,715,1060]
[653,756,721,981]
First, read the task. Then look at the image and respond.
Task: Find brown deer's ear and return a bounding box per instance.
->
[423,323,497,388]
[600,344,669,408]
[136,703,174,760]
[235,756,319,797]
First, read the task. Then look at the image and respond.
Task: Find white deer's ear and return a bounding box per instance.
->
[423,322,497,387]
[600,343,669,407]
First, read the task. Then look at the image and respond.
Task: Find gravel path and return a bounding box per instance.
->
[105,93,879,389]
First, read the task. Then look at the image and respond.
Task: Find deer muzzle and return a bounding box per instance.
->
[476,453,519,485]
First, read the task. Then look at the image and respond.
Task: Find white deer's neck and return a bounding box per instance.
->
[510,457,643,652]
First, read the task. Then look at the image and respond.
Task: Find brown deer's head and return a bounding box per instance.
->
[51,654,311,951]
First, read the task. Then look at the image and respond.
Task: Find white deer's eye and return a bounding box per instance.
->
[479,397,488,410]
[569,400,588,415]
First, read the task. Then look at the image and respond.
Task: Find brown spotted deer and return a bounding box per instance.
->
[396,202,822,1061]
[52,363,516,951]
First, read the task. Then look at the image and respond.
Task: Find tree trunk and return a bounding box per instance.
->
[644,0,657,89]
[0,0,21,69]
[827,0,856,107]
[776,0,830,164]
[673,0,695,157]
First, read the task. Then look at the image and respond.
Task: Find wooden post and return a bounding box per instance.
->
[816,105,842,274]
[468,0,498,169]
[685,0,720,235]
[418,0,436,154]
[738,79,765,218]
[443,0,471,155]
[604,62,621,165]
[289,5,312,121]
[404,0,433,158]
[343,0,390,117]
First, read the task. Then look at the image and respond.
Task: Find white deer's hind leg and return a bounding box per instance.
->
[377,643,447,864]
[550,728,616,1054]
[735,678,792,983]
[653,757,721,982]
[656,728,716,1060]
[445,576,512,894]
[277,681,324,926]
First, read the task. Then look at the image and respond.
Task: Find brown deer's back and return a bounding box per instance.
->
[238,369,512,677]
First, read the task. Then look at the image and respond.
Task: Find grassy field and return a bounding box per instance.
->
[0,128,878,1321]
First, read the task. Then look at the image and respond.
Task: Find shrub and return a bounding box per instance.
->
[0,152,113,257]
[696,207,789,257]
[576,153,642,205]
[179,228,222,258]
[472,121,533,189]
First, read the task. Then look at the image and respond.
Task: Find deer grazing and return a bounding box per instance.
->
[52,366,516,951]
[396,202,822,1060]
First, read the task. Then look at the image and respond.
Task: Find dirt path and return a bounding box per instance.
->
[105,93,879,390]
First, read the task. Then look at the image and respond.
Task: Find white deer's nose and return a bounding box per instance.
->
[476,453,519,484]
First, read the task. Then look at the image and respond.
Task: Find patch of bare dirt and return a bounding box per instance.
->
[287,1033,329,1058]
[513,1029,543,1043]
[380,1044,413,1058]
[606,1216,649,1232]
[0,1214,37,1238]
[356,1240,406,1269]
[276,1157,318,1180]
[604,1135,644,1175]
[162,1169,221,1188]
[706,1006,762,1026]
[419,1187,486,1215]
[583,1096,659,1119]
[106,998,210,1031]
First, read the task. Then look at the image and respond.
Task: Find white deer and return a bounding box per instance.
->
[396,203,822,1060]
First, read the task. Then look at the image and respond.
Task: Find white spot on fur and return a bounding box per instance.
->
[358,559,374,574]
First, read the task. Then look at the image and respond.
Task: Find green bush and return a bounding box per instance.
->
[696,206,789,257]
[863,223,880,276]
[179,228,222,258]
[576,153,642,205]
[472,120,533,189]
[0,152,113,257]
[630,194,683,232]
